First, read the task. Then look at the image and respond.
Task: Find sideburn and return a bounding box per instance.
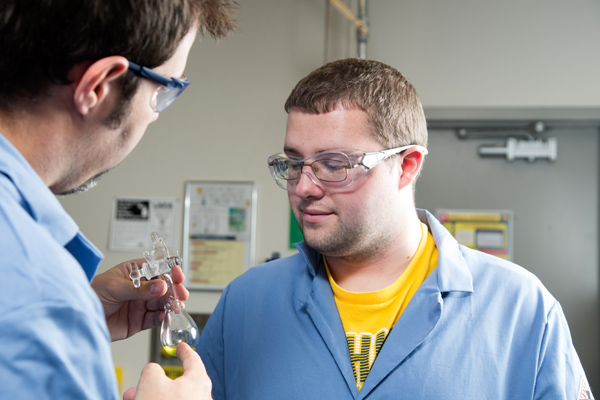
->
[104,72,140,129]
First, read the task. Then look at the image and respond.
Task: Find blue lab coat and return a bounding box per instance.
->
[0,133,118,399]
[200,209,590,399]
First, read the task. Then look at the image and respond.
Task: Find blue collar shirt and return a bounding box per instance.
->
[0,133,118,399]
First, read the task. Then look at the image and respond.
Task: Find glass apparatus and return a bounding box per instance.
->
[129,232,200,356]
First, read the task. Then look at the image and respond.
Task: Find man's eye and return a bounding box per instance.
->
[289,162,302,171]
[321,160,346,171]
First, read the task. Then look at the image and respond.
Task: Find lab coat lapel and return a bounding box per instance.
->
[298,253,360,399]
[357,279,443,399]
[357,210,473,398]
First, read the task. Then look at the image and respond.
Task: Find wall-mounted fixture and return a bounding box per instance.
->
[479,137,558,162]
[456,121,557,162]
[424,107,600,164]
[456,120,546,141]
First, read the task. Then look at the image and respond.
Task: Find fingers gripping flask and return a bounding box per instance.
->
[129,232,200,356]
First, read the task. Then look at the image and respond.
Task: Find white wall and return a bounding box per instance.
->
[371,0,600,107]
[59,0,600,394]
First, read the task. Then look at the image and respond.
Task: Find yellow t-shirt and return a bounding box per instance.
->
[326,222,438,391]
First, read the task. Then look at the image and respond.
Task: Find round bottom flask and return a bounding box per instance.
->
[160,308,201,356]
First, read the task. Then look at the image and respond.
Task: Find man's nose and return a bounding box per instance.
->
[293,166,324,197]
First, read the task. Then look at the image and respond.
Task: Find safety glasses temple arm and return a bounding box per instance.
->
[128,61,189,89]
[360,145,428,169]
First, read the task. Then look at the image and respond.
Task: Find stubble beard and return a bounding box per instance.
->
[297,206,389,263]
[56,168,112,196]
[56,98,133,196]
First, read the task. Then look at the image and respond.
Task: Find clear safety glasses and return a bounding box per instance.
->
[128,61,191,112]
[267,144,428,190]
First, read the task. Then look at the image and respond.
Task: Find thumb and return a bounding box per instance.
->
[127,260,167,300]
[113,276,166,302]
[139,278,167,300]
[177,343,206,378]
[123,386,137,400]
[176,343,212,396]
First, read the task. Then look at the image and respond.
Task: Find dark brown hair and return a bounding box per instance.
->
[0,0,237,110]
[285,58,427,149]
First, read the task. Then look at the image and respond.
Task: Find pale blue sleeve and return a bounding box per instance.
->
[534,301,591,400]
[0,302,119,399]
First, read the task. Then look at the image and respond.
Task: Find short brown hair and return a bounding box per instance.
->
[284,58,427,149]
[0,0,237,110]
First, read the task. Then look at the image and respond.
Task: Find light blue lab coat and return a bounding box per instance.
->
[200,209,590,399]
[0,133,118,399]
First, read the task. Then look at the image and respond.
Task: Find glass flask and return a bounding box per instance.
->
[159,270,200,356]
[130,232,200,356]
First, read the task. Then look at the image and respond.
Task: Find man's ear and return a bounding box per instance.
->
[398,148,426,189]
[72,56,129,115]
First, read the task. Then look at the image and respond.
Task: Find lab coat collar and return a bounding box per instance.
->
[295,209,474,294]
[0,132,103,280]
[417,208,474,294]
[296,240,320,277]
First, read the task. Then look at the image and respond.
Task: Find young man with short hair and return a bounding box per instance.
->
[200,58,592,399]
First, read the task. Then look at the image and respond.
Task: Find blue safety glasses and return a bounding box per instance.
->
[128,61,190,112]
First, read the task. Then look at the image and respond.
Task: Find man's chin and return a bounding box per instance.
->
[56,169,111,196]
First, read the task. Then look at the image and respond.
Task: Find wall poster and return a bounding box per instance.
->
[182,181,257,290]
[436,209,514,261]
[109,197,178,252]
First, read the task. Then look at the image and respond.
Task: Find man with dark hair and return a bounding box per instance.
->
[0,0,235,398]
[199,58,592,399]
